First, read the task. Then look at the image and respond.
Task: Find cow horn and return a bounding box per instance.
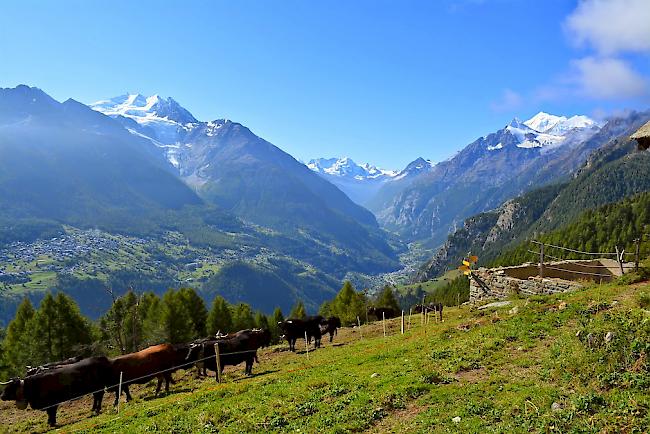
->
[0,379,13,385]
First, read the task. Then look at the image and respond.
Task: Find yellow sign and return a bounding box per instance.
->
[458,265,470,271]
[462,260,470,266]
[469,255,478,263]
[464,270,471,275]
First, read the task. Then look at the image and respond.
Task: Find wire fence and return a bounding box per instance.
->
[2,311,438,430]
[527,238,644,279]
[21,346,261,414]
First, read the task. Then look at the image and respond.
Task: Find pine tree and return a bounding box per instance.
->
[270,307,285,343]
[4,298,36,373]
[374,285,400,312]
[142,293,165,345]
[254,311,270,331]
[207,296,233,335]
[0,327,9,379]
[101,290,146,354]
[231,303,255,331]
[160,289,194,344]
[318,300,332,317]
[178,287,208,338]
[289,301,307,319]
[330,281,367,325]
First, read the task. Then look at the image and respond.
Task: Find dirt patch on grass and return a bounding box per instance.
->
[369,400,431,433]
[456,367,487,383]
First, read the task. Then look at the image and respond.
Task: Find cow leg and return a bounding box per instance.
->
[329,332,334,343]
[93,391,104,414]
[124,386,133,402]
[155,377,163,396]
[165,373,172,393]
[46,406,58,427]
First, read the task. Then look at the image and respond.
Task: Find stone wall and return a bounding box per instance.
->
[470,267,584,303]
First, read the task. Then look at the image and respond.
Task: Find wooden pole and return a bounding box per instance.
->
[357,316,363,339]
[382,312,386,337]
[421,295,425,326]
[117,371,123,413]
[615,246,624,276]
[634,238,640,272]
[214,343,222,383]
[539,242,545,278]
[304,331,309,359]
[408,308,412,331]
[401,310,405,334]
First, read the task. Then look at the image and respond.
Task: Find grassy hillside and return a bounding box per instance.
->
[3,280,648,433]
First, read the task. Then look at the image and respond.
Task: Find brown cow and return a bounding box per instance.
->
[108,344,188,405]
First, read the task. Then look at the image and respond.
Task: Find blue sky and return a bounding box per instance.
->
[1,0,649,169]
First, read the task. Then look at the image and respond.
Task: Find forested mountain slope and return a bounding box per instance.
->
[417,111,650,280]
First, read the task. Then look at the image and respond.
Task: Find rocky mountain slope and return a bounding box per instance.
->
[371,112,602,246]
[91,94,390,254]
[416,109,650,281]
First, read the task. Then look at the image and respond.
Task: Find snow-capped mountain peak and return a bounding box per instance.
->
[523,112,566,133]
[91,93,199,144]
[487,112,600,152]
[307,157,397,180]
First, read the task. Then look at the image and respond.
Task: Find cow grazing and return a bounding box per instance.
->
[278,316,323,351]
[320,316,342,343]
[186,329,271,378]
[1,356,112,427]
[414,303,443,321]
[108,344,186,405]
[367,307,397,320]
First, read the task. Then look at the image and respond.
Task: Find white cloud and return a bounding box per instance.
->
[565,0,650,55]
[569,56,649,99]
[490,88,523,112]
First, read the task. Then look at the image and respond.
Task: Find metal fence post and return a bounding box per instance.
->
[401,310,405,334]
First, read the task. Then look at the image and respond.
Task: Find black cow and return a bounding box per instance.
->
[1,356,112,427]
[278,316,323,351]
[320,316,342,343]
[186,329,271,378]
[367,307,397,320]
[414,303,443,321]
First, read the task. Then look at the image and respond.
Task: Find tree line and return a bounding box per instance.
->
[0,288,291,378]
[0,280,405,379]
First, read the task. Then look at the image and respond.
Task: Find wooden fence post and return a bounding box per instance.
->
[615,246,625,275]
[357,316,363,339]
[304,331,309,359]
[383,312,386,337]
[421,294,425,326]
[408,308,412,331]
[539,242,545,278]
[214,343,222,383]
[401,310,405,334]
[634,238,640,272]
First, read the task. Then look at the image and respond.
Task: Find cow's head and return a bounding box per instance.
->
[0,379,28,409]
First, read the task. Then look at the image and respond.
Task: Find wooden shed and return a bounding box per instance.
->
[631,120,650,151]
